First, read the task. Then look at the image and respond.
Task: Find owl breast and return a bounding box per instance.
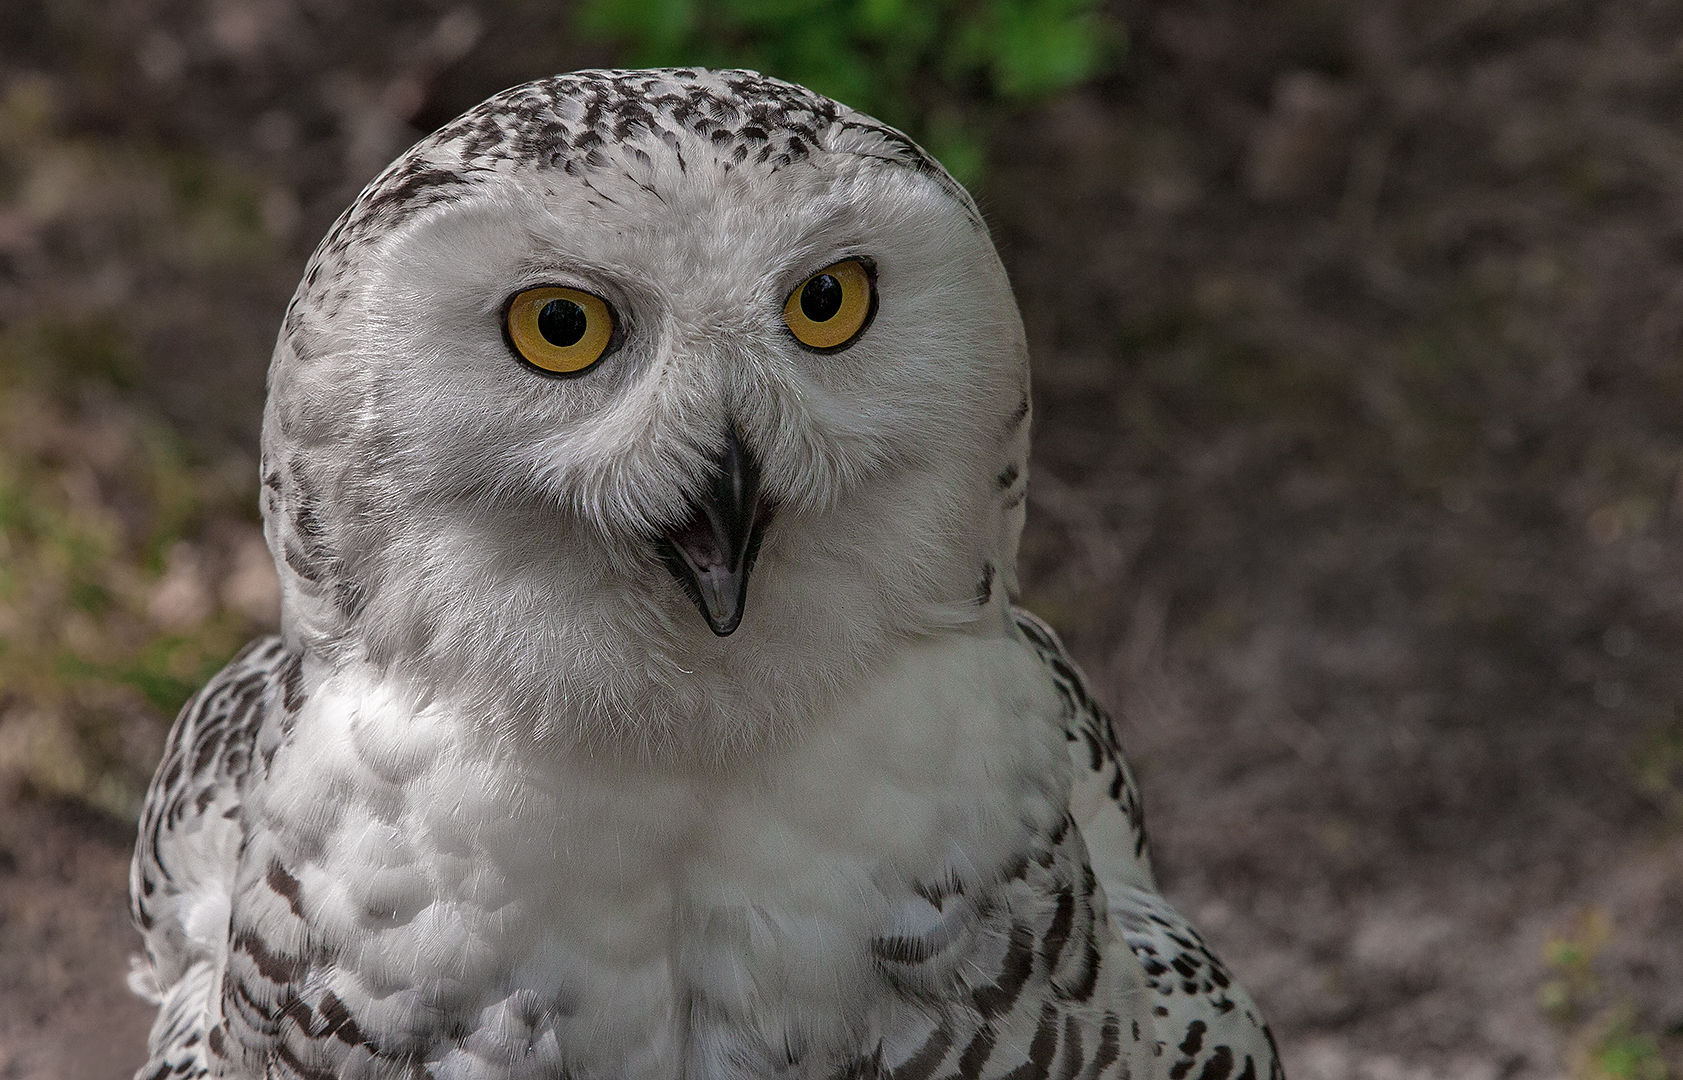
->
[216,635,1103,1080]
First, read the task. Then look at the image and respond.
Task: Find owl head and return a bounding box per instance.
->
[262,69,1033,760]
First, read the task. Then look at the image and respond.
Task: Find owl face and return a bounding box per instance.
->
[263,71,1032,758]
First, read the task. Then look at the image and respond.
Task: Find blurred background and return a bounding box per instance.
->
[1,0,1681,1076]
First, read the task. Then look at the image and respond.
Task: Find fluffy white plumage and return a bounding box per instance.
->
[130,69,1281,1080]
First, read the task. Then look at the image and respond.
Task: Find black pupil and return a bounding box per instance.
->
[800,274,844,323]
[537,299,587,347]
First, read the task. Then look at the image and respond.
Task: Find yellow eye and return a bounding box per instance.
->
[505,286,616,374]
[783,259,875,351]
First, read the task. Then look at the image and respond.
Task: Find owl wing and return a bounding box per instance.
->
[129,635,298,1078]
[1013,608,1285,1080]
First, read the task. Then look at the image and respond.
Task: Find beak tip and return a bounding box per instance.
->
[698,577,746,636]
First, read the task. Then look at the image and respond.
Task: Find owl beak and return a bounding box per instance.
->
[656,425,768,637]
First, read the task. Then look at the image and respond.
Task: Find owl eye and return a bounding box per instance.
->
[783,259,876,352]
[505,286,616,375]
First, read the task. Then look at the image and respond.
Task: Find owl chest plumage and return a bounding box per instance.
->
[187,634,1146,1080]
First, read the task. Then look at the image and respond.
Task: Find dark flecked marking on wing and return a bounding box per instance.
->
[1039,886,1075,973]
[954,1022,998,1079]
[996,1004,1061,1080]
[266,861,306,920]
[890,1027,954,1080]
[972,922,1037,1019]
[1076,1016,1121,1080]
[280,653,305,714]
[875,933,943,966]
[1053,1014,1084,1080]
[912,872,964,911]
[232,930,307,985]
[274,1041,337,1080]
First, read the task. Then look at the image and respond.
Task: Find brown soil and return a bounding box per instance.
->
[2,1,1681,1077]
[0,798,154,1078]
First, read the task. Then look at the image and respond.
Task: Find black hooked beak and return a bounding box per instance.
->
[656,426,771,636]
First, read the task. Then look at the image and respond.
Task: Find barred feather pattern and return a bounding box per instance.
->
[1013,611,1283,1080]
[130,640,1153,1080]
[211,792,1153,1080]
[850,813,1150,1080]
[129,618,1277,1080]
[130,636,297,1079]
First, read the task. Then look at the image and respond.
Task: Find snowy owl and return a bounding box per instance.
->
[129,70,1282,1080]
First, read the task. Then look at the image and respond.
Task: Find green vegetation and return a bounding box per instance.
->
[575,0,1122,181]
[0,74,282,821]
[1542,910,1671,1080]
[0,334,261,819]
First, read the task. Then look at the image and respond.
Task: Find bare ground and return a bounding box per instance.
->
[1,1,1681,1077]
